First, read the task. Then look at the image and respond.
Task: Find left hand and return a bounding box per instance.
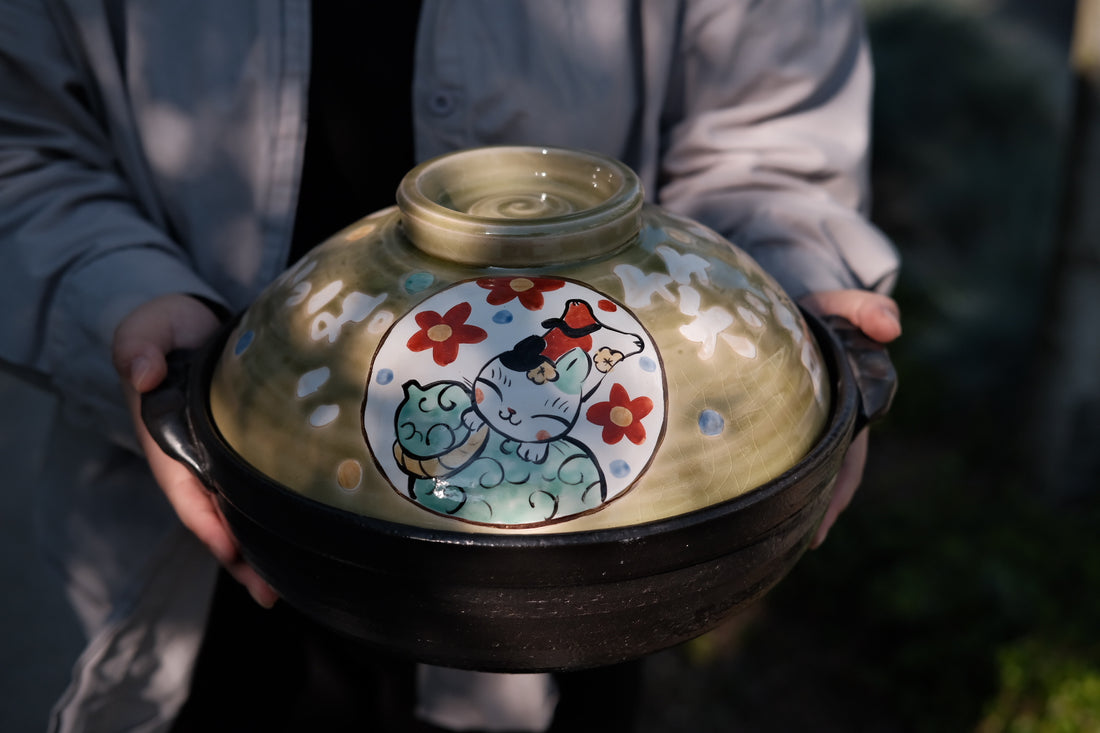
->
[798,289,901,548]
[113,294,279,608]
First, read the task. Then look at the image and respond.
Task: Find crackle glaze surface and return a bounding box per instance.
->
[211,212,828,534]
[209,149,829,534]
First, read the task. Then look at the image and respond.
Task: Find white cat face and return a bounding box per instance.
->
[473,347,590,443]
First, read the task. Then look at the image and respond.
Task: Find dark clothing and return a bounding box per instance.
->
[289,0,421,263]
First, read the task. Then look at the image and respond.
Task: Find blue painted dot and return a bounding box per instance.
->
[376,368,394,386]
[404,272,434,294]
[610,459,631,479]
[639,356,657,373]
[699,409,725,436]
[234,330,254,356]
[492,310,514,325]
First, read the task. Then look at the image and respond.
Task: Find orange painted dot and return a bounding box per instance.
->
[337,459,362,490]
[475,387,485,403]
[427,324,453,342]
[598,299,617,312]
[536,430,551,441]
[510,277,535,292]
[610,406,634,427]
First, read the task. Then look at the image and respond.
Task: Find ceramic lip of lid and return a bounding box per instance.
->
[396,145,644,267]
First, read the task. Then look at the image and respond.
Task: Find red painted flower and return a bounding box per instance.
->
[407,302,487,366]
[586,383,653,446]
[477,276,565,311]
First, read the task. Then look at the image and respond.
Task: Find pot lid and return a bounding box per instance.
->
[207,146,832,534]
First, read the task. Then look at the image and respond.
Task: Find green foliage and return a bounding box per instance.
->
[979,639,1100,732]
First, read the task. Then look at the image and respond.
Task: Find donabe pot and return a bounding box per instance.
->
[142,146,895,672]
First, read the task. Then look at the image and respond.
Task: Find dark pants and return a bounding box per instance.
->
[172,571,643,732]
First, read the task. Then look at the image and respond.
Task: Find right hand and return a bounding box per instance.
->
[112,294,279,608]
[798,289,901,548]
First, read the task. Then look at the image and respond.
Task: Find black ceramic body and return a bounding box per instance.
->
[144,311,861,672]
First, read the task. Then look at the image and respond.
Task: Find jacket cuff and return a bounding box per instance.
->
[45,245,226,441]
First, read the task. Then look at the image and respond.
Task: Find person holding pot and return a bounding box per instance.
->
[0,1,900,731]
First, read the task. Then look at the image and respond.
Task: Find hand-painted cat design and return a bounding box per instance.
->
[461,299,644,463]
[380,283,662,526]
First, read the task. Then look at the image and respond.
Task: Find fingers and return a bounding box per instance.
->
[112,294,222,394]
[800,290,902,344]
[154,443,280,607]
[811,428,869,549]
[135,410,279,608]
[227,559,281,609]
[167,475,279,608]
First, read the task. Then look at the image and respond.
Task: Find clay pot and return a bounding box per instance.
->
[143,145,895,671]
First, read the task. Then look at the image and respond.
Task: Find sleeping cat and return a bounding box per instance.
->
[463,343,591,463]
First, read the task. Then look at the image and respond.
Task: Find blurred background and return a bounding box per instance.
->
[641,0,1100,730]
[2,0,1097,730]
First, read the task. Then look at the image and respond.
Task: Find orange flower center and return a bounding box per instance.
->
[427,324,453,342]
[509,278,535,293]
[610,405,634,427]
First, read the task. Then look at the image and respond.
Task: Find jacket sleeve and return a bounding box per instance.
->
[658,0,899,300]
[0,0,224,440]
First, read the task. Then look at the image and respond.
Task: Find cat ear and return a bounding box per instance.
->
[402,380,425,401]
[555,347,591,394]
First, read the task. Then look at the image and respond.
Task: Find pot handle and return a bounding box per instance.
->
[140,349,209,482]
[822,315,898,432]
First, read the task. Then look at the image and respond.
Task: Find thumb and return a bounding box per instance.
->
[121,347,169,394]
[113,327,172,394]
[112,294,222,394]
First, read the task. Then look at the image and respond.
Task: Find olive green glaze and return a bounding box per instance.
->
[209,146,829,534]
[397,146,643,267]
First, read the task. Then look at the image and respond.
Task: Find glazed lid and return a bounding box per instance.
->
[207,146,832,535]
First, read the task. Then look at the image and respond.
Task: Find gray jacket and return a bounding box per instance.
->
[0,1,898,730]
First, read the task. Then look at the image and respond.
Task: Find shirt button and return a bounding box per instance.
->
[427,91,456,116]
